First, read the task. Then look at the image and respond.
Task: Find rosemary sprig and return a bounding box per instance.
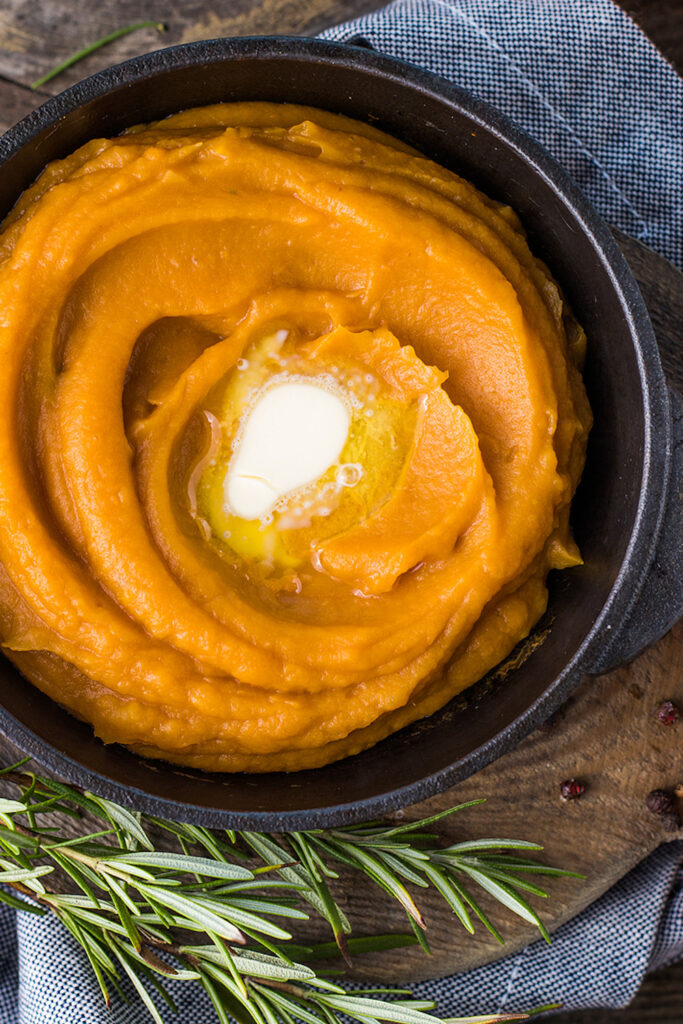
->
[0,762,575,1022]
[31,21,166,90]
[268,807,578,950]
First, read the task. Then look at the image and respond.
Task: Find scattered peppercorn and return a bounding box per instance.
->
[646,789,675,815]
[560,779,586,801]
[661,812,682,833]
[655,700,680,726]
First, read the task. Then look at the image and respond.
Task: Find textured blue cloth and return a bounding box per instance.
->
[1,0,682,1019]
[322,0,683,269]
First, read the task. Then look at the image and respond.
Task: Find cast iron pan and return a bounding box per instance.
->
[0,37,681,829]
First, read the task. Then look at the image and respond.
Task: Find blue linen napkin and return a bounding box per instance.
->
[322,0,683,269]
[0,0,681,1019]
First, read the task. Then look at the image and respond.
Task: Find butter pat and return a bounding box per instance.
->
[224,380,351,520]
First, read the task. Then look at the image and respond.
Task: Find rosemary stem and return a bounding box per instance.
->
[3,878,53,908]
[31,21,166,90]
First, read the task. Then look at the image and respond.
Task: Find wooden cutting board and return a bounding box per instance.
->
[0,0,681,985]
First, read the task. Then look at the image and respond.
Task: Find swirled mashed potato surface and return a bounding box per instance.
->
[0,103,591,772]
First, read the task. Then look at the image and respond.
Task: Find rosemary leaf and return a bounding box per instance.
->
[120,850,253,880]
[111,940,166,1024]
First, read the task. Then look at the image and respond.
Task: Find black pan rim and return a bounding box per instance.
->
[0,35,671,828]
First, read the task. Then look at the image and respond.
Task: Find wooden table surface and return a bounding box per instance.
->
[0,1,681,1021]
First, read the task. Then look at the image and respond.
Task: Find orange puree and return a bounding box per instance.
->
[0,103,591,772]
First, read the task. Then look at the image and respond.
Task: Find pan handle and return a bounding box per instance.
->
[589,386,683,674]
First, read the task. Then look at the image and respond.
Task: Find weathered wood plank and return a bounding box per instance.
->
[0,0,382,101]
[0,74,51,131]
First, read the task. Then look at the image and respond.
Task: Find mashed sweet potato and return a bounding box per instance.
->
[0,103,591,771]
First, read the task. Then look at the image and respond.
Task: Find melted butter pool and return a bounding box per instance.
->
[224,380,351,520]
[188,326,416,573]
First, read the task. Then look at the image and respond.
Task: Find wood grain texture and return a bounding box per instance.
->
[0,0,381,104]
[0,0,681,1017]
